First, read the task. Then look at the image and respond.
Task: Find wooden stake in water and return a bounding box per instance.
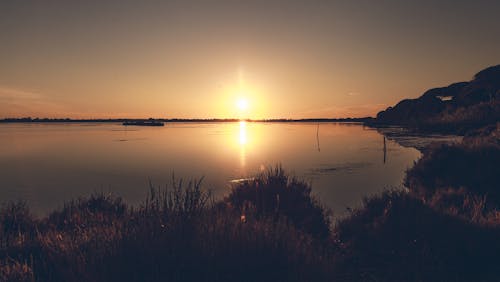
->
[383,136,387,164]
[316,123,321,152]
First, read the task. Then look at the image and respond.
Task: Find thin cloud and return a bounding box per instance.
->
[0,86,67,118]
[0,87,43,100]
[347,92,361,96]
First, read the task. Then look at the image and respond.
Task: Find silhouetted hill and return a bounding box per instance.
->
[374,65,500,133]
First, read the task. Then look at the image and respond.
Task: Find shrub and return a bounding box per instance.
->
[334,191,500,281]
[226,166,331,239]
[0,201,36,248]
[405,142,500,206]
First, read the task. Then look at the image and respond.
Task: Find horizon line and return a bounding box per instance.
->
[0,116,374,123]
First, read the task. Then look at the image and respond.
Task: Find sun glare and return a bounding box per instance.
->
[236,98,249,111]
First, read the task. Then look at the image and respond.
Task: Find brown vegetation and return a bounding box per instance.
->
[1,134,499,281]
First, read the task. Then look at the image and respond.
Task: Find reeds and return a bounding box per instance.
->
[0,169,334,281]
[1,155,499,281]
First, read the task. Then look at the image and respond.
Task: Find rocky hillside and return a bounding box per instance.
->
[375,65,500,133]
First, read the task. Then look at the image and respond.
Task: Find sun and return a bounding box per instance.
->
[236,98,249,111]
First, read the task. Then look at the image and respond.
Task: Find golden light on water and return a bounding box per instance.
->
[239,121,247,145]
[226,120,265,172]
[239,121,247,167]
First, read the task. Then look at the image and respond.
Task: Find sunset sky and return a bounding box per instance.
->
[1,0,499,119]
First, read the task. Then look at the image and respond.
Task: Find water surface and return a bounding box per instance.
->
[1,122,425,216]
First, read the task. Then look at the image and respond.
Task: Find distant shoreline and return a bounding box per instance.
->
[0,117,374,123]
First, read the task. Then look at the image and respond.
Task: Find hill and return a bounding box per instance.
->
[374,65,500,133]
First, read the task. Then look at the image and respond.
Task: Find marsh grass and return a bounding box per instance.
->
[0,201,36,249]
[226,166,331,239]
[405,134,500,222]
[334,191,500,281]
[0,169,334,282]
[406,143,500,197]
[0,258,33,282]
[1,157,500,281]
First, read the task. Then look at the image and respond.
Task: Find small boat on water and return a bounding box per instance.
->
[122,120,164,126]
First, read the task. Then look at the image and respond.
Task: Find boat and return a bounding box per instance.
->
[122,120,164,126]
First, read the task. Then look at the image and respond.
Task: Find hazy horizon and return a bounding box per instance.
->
[1,1,500,119]
[0,116,373,121]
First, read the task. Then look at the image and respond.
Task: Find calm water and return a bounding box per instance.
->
[0,122,424,216]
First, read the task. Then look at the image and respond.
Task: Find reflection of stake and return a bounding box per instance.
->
[383,136,387,164]
[316,123,321,152]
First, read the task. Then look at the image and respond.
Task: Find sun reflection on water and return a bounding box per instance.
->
[239,121,247,145]
[239,121,247,167]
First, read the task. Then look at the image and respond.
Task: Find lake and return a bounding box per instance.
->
[0,122,458,216]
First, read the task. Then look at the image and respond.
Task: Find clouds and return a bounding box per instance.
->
[0,86,66,117]
[0,86,43,101]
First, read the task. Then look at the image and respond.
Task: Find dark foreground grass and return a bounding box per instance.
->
[335,191,500,281]
[406,143,500,200]
[1,155,500,281]
[406,126,500,221]
[0,168,334,282]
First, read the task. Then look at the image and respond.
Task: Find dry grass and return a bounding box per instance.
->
[1,154,499,281]
[0,170,334,282]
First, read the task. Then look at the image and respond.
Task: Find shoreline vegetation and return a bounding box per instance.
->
[1,65,499,281]
[367,65,499,134]
[1,133,499,281]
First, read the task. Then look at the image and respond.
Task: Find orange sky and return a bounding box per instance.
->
[1,1,499,119]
